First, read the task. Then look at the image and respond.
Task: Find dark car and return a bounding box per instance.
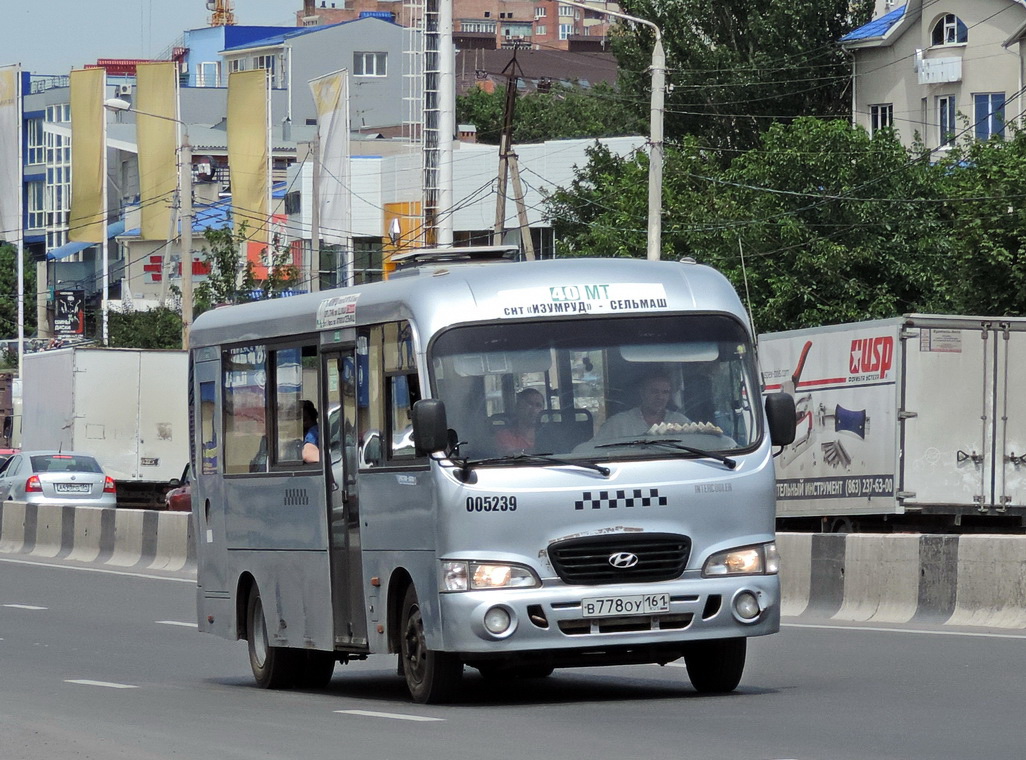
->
[165,463,192,512]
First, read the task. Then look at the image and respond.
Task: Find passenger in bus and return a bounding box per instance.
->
[301,400,320,463]
[596,372,689,439]
[494,388,545,455]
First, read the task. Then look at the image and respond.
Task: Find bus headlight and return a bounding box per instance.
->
[702,542,779,577]
[441,561,540,591]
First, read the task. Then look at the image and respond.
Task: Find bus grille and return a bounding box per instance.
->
[547,533,691,585]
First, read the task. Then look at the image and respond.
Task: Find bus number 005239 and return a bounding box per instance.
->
[466,495,517,512]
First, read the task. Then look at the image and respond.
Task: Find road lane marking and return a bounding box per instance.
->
[66,680,139,689]
[783,622,1026,640]
[156,620,196,628]
[335,710,445,722]
[0,556,193,582]
[3,604,48,610]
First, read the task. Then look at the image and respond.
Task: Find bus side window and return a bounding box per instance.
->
[272,345,320,465]
[388,373,420,459]
[223,345,268,475]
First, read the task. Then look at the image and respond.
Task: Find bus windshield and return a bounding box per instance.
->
[430,314,761,462]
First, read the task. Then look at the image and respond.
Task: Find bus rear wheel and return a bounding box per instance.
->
[682,637,747,693]
[399,585,462,704]
[247,587,297,689]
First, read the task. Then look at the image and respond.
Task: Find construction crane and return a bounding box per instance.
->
[206,0,236,26]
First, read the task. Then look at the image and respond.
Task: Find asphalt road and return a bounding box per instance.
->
[1,555,1023,760]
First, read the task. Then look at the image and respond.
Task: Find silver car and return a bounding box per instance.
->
[0,451,117,506]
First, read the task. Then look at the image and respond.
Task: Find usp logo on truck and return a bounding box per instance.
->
[849,336,893,381]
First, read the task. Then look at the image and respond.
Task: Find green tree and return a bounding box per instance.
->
[612,0,873,153]
[545,118,959,331]
[0,242,37,340]
[193,225,300,316]
[108,306,183,349]
[457,82,642,145]
[932,127,1026,316]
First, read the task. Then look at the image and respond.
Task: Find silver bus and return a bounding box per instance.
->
[189,250,796,703]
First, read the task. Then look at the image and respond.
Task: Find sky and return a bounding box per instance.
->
[4,0,302,75]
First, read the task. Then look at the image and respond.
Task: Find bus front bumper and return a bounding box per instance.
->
[435,574,780,659]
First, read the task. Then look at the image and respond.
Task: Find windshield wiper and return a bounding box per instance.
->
[464,453,610,477]
[594,438,737,470]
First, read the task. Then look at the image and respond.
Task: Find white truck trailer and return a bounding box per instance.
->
[21,347,189,508]
[759,314,1026,532]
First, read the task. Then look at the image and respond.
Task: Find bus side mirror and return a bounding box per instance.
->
[765,392,797,446]
[413,399,449,456]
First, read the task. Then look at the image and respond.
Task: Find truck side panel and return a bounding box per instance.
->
[73,350,142,481]
[21,350,75,451]
[900,323,990,508]
[760,320,901,517]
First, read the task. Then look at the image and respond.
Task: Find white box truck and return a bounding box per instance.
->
[21,347,189,508]
[759,314,1026,532]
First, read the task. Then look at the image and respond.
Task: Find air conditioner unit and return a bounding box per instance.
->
[116,83,133,96]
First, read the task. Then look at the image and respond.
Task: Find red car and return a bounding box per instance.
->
[165,464,192,512]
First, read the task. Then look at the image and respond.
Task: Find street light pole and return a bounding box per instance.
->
[104,98,192,348]
[179,126,193,348]
[555,1,664,261]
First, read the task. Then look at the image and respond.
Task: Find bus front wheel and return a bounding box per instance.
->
[682,637,747,693]
[399,585,462,703]
[247,587,297,689]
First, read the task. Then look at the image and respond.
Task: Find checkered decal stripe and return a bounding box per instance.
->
[574,488,667,510]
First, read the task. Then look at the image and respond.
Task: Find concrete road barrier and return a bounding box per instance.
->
[775,532,1025,630]
[0,501,193,572]
[0,503,1023,630]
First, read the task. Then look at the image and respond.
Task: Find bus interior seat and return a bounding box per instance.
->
[536,408,593,453]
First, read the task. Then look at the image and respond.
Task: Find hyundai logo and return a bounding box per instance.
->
[608,551,639,569]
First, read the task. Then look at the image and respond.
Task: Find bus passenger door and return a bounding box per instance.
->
[322,348,368,648]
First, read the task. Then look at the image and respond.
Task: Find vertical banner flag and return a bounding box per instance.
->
[136,62,179,242]
[69,68,105,243]
[308,69,351,245]
[0,65,21,245]
[227,69,269,248]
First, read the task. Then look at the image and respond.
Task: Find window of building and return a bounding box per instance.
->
[197,62,220,87]
[228,58,246,74]
[974,93,1005,141]
[535,23,547,35]
[461,21,496,34]
[353,52,387,77]
[932,14,967,46]
[558,5,579,18]
[27,181,44,230]
[937,95,956,146]
[535,6,547,17]
[253,55,276,74]
[27,118,44,165]
[559,23,574,40]
[870,104,894,135]
[504,22,533,38]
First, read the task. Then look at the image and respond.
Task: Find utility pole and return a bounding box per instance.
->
[491,50,536,260]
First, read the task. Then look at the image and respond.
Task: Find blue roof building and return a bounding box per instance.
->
[839,0,1026,151]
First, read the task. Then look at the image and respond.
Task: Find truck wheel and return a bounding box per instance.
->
[399,585,462,703]
[683,638,746,693]
[247,587,297,689]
